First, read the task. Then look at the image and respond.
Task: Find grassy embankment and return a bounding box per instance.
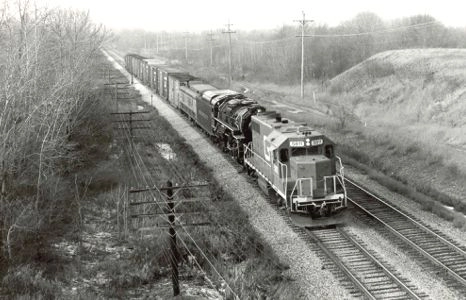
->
[173,49,466,229]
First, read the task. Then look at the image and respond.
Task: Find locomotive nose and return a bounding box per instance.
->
[292,156,332,196]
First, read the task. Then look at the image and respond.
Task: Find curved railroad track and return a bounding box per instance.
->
[106,48,465,297]
[307,226,426,299]
[345,178,466,289]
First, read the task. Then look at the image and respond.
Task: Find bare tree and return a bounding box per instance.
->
[0,1,109,264]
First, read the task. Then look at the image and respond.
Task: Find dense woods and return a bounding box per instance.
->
[0,2,108,272]
[113,13,466,83]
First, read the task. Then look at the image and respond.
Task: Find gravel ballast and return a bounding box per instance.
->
[104,51,353,299]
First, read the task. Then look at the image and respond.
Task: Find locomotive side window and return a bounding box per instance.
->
[251,122,260,133]
[279,149,289,163]
[325,145,334,158]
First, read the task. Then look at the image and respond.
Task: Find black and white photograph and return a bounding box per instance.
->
[0,0,465,298]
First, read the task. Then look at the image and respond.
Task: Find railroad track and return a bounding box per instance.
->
[345,178,466,289]
[106,48,464,297]
[307,226,426,299]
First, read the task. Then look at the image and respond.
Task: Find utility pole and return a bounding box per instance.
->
[223,21,235,87]
[183,32,189,61]
[166,180,180,296]
[127,182,211,296]
[294,11,313,99]
[207,30,215,66]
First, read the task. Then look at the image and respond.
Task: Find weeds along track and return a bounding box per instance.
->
[307,227,425,299]
[345,178,466,290]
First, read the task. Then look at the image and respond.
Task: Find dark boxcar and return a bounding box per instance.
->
[168,74,201,108]
[125,54,146,81]
[157,67,187,101]
[188,83,217,134]
[145,59,166,91]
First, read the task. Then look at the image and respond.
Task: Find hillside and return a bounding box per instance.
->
[329,49,466,150]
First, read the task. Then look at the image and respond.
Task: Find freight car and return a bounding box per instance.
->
[124,53,347,218]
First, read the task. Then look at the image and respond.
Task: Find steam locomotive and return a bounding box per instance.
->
[124,54,347,217]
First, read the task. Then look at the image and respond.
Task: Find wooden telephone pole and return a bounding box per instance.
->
[183,32,189,61]
[127,181,210,296]
[166,180,179,295]
[223,21,235,87]
[294,11,314,99]
[207,30,215,66]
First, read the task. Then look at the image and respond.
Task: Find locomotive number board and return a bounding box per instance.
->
[311,139,323,146]
[290,141,305,147]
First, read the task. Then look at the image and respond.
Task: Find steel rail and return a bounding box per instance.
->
[337,228,422,300]
[346,178,466,257]
[345,178,466,287]
[306,229,376,300]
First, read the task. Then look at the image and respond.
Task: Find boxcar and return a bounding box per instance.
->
[188,83,217,134]
[144,59,166,91]
[157,67,187,101]
[124,54,147,81]
[179,86,198,120]
[168,74,201,108]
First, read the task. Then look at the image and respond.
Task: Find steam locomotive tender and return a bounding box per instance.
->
[124,53,347,217]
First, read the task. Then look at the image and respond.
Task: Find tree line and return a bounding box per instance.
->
[112,12,466,84]
[0,1,108,270]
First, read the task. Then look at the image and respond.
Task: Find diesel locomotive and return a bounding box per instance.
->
[124,53,347,217]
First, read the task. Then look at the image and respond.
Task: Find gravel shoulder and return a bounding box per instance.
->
[103,50,354,299]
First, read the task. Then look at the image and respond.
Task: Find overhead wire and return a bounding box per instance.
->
[304,20,440,38]
[113,103,175,272]
[116,107,219,291]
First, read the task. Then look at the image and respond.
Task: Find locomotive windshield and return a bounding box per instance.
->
[291,146,321,156]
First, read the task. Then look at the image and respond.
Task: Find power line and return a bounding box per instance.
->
[117,103,235,297]
[303,20,440,38]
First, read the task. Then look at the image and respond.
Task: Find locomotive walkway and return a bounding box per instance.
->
[102,49,353,299]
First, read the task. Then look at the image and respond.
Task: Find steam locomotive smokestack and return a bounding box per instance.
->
[275,113,282,123]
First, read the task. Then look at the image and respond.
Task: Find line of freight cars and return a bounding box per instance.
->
[124,54,347,217]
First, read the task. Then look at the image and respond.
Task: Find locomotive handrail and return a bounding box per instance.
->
[290,177,313,199]
[244,143,271,168]
[336,155,345,178]
[278,161,288,197]
[323,175,337,195]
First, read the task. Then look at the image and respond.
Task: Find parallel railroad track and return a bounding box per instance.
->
[307,226,426,299]
[345,178,466,289]
[106,48,465,297]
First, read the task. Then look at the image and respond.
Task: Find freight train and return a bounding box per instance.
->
[124,53,347,217]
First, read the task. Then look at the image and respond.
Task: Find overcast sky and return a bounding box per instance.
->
[37,0,466,31]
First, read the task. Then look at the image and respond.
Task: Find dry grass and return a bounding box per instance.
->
[329,49,466,148]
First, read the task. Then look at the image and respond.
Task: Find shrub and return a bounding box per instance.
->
[452,213,466,229]
[365,60,396,78]
[2,265,60,299]
[421,199,434,212]
[432,202,454,221]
